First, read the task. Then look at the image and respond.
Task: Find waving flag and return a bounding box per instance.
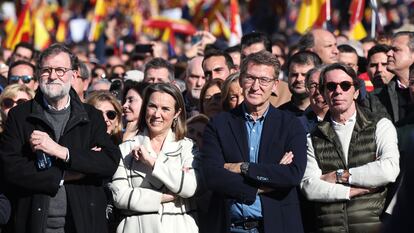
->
[34,17,51,51]
[295,0,325,34]
[88,0,106,41]
[5,1,32,49]
[349,0,367,40]
[229,0,242,46]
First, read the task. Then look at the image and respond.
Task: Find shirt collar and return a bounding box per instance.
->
[397,79,408,89]
[43,96,71,111]
[242,103,269,122]
[330,111,357,126]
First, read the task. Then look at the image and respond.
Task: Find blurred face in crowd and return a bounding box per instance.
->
[185,57,206,100]
[1,91,31,116]
[338,52,359,73]
[144,68,170,83]
[272,45,285,67]
[312,29,339,64]
[323,69,359,117]
[9,64,37,90]
[241,62,277,111]
[288,63,314,99]
[242,42,266,58]
[387,35,414,74]
[95,100,119,135]
[228,51,241,71]
[38,52,74,102]
[202,84,222,118]
[91,67,107,84]
[123,89,143,123]
[11,46,33,63]
[203,56,231,80]
[307,70,328,113]
[367,52,393,88]
[362,41,376,58]
[226,81,244,109]
[145,91,180,138]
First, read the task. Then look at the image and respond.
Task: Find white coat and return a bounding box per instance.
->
[109,129,198,233]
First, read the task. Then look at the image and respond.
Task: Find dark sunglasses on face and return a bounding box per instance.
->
[104,110,117,120]
[325,81,354,92]
[2,98,29,108]
[9,75,33,84]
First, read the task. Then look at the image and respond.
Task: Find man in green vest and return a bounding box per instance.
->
[300,63,400,233]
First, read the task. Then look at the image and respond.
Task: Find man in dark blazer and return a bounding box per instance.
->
[0,44,121,233]
[201,51,307,233]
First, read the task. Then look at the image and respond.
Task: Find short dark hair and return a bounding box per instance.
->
[13,42,35,58]
[409,63,414,79]
[224,45,241,54]
[297,33,315,51]
[144,57,175,81]
[240,51,280,80]
[286,51,322,74]
[241,32,272,53]
[8,60,36,80]
[137,83,187,140]
[367,44,391,62]
[393,31,414,52]
[36,43,79,72]
[202,49,235,70]
[338,44,358,56]
[305,65,327,87]
[319,63,360,92]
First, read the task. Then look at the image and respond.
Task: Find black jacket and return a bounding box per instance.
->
[0,89,121,233]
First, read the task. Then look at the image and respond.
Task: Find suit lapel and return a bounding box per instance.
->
[228,107,249,162]
[258,107,278,162]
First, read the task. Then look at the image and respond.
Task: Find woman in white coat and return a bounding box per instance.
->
[110,83,198,233]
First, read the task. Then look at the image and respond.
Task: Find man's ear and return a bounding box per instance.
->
[354,89,360,100]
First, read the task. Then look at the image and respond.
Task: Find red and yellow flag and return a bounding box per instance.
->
[5,2,33,49]
[295,0,325,34]
[349,0,367,40]
[88,0,106,41]
[34,17,51,51]
[229,0,242,46]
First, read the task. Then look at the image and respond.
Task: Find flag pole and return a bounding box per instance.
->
[370,0,377,38]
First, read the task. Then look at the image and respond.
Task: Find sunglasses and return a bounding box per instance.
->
[9,75,33,84]
[325,81,354,92]
[104,110,117,120]
[2,98,29,108]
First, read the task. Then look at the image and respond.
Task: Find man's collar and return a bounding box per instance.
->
[242,102,269,122]
[330,111,357,126]
[43,96,71,111]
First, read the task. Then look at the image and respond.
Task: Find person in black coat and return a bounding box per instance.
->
[0,44,121,233]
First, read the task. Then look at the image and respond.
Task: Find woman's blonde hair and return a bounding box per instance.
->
[86,91,123,144]
[0,84,35,133]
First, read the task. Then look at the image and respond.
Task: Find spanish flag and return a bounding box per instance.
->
[34,17,51,51]
[229,0,242,46]
[5,2,32,50]
[349,0,367,40]
[295,0,325,34]
[88,0,106,42]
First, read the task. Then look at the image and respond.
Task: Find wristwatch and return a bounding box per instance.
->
[336,169,344,183]
[240,162,250,176]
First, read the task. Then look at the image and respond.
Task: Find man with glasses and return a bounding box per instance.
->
[7,60,38,91]
[300,63,400,233]
[0,43,121,233]
[201,51,307,233]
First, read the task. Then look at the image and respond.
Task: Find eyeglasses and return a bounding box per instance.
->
[104,110,117,120]
[325,81,354,92]
[2,98,29,108]
[243,74,275,86]
[40,67,72,78]
[9,75,34,84]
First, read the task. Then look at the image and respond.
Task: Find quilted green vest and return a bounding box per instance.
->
[310,107,386,233]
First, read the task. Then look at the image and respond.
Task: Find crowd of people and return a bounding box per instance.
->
[0,21,412,233]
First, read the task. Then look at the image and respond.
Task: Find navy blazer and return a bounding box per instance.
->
[201,104,307,233]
